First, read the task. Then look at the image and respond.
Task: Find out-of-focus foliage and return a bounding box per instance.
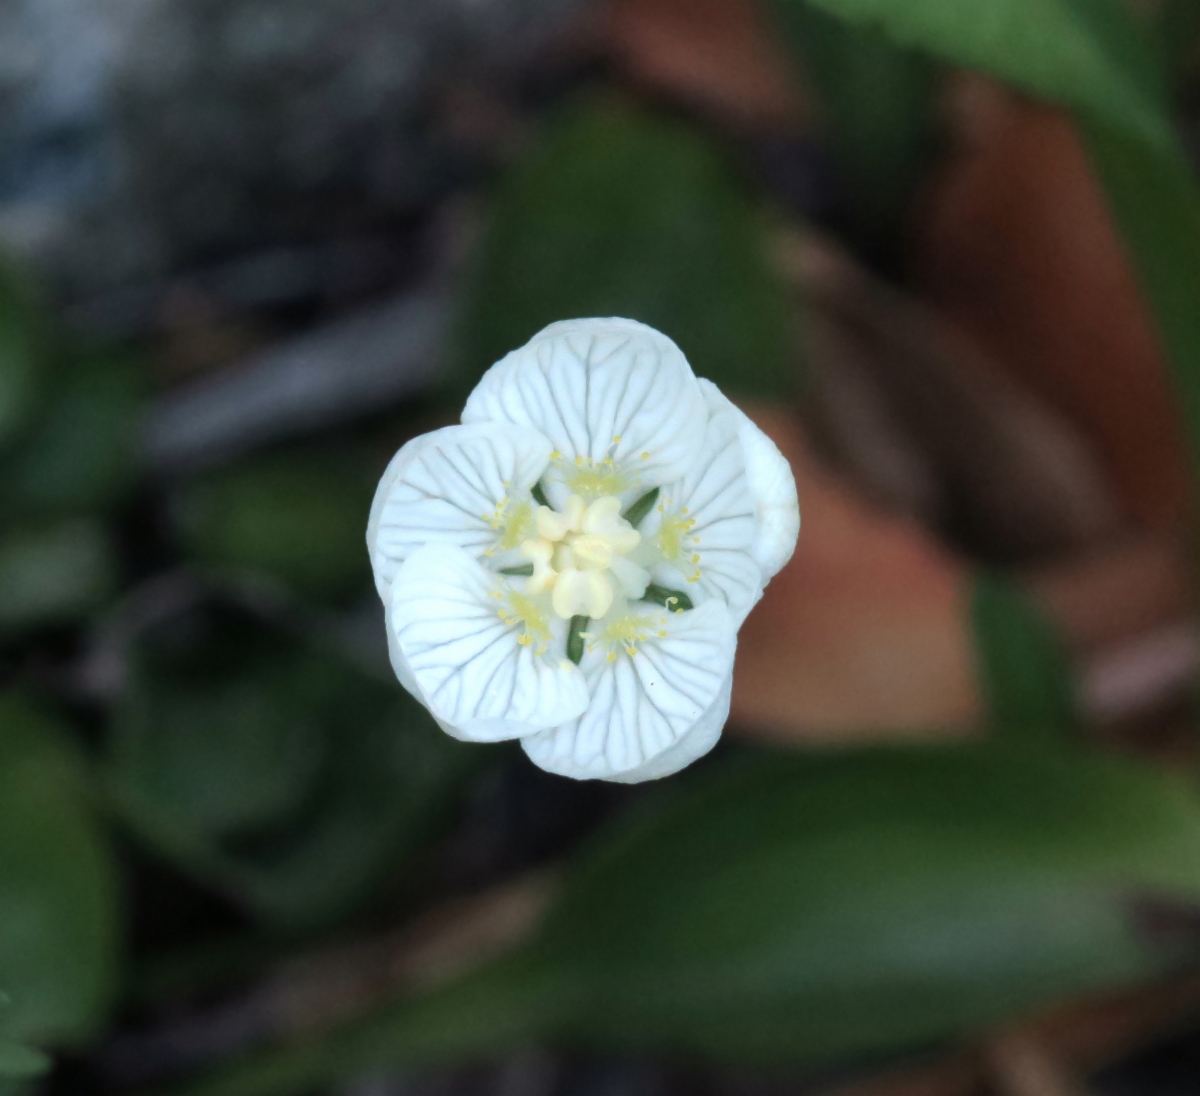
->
[970,572,1075,741]
[772,3,936,247]
[775,0,1200,499]
[538,744,1198,1063]
[0,997,48,1082]
[5,0,1200,1091]
[773,0,1170,150]
[2,352,143,517]
[1081,119,1200,488]
[0,266,49,453]
[0,1044,48,1081]
[0,696,119,1050]
[177,743,1200,1096]
[1159,0,1200,86]
[0,520,118,638]
[455,97,794,400]
[105,604,479,931]
[172,452,375,599]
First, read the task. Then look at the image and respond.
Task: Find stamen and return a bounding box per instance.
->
[642,584,694,611]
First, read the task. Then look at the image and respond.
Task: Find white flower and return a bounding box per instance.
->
[366,318,799,782]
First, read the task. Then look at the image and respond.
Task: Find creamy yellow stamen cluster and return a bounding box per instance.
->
[482,495,535,554]
[520,494,644,620]
[590,610,670,662]
[654,502,702,583]
[489,586,554,655]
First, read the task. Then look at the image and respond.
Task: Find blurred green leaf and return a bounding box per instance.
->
[1080,118,1200,502]
[772,2,936,246]
[539,744,1200,1062]
[173,453,374,599]
[0,998,49,1081]
[0,519,117,637]
[758,0,1200,526]
[971,571,1076,741]
[0,695,120,1048]
[771,0,1171,151]
[169,744,1200,1096]
[107,607,478,931]
[1159,0,1200,85]
[455,97,794,400]
[0,1042,48,1081]
[0,266,51,453]
[109,618,331,839]
[771,0,1200,516]
[3,351,144,516]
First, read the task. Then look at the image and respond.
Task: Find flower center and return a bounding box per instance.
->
[520,494,645,620]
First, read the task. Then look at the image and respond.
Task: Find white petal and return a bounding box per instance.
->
[368,422,553,598]
[462,318,708,497]
[389,544,589,742]
[521,599,736,780]
[608,553,650,600]
[698,379,799,581]
[642,404,764,625]
[603,674,731,784]
[383,588,424,703]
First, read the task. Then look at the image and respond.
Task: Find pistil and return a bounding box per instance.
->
[518,493,648,620]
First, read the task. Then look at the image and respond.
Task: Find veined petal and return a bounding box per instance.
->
[604,674,731,784]
[521,599,736,780]
[389,544,589,742]
[383,591,424,702]
[698,379,799,581]
[462,318,708,502]
[368,422,553,598]
[639,405,764,625]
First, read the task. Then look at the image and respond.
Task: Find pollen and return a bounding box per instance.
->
[565,458,628,497]
[487,498,535,551]
[596,611,670,659]
[655,511,697,561]
[498,587,553,654]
